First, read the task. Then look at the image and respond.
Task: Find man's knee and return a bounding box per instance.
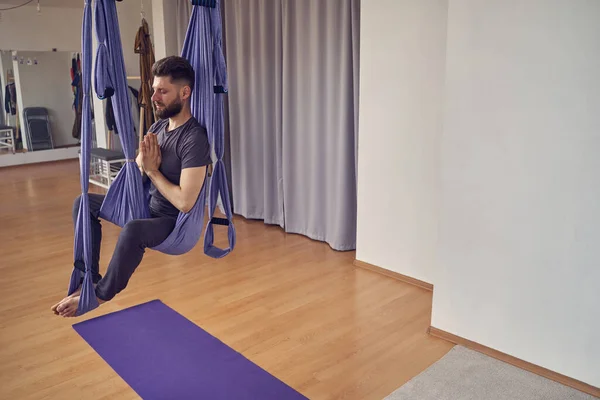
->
[73,194,83,207]
[119,218,173,249]
[119,220,146,247]
[72,194,83,218]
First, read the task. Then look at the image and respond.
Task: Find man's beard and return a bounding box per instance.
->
[155,98,183,119]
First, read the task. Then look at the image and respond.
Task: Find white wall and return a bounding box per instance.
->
[0,4,81,52]
[0,147,79,167]
[0,2,153,74]
[356,0,448,284]
[152,0,179,60]
[432,0,600,388]
[115,2,155,78]
[357,0,600,389]
[0,1,155,151]
[15,51,80,148]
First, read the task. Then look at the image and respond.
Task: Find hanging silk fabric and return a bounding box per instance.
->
[181,0,235,259]
[69,0,97,314]
[70,0,235,316]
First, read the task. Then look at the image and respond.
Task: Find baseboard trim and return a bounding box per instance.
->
[428,326,600,398]
[353,259,433,291]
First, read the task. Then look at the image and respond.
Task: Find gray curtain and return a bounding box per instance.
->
[224,0,360,251]
[176,1,192,53]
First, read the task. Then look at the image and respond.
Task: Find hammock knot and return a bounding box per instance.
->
[191,0,216,7]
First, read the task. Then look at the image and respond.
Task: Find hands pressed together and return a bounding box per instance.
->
[140,132,161,173]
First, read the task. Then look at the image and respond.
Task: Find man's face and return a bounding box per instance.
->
[151,76,186,119]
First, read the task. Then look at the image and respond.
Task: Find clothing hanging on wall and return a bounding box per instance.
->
[105,86,140,139]
[0,75,4,126]
[4,83,16,115]
[134,17,156,138]
[3,81,22,146]
[4,68,21,143]
[72,53,83,140]
[129,86,141,140]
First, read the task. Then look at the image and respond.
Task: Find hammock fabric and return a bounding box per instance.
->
[69,0,235,316]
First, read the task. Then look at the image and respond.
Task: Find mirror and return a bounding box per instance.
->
[0,49,89,164]
[0,50,20,155]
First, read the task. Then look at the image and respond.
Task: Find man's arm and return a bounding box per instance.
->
[141,133,206,213]
[146,166,206,213]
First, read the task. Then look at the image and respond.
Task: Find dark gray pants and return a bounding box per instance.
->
[72,193,176,301]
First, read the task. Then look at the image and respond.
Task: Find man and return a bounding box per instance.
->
[51,56,211,317]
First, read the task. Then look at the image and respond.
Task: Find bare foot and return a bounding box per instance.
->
[56,296,80,317]
[56,294,105,318]
[51,287,81,315]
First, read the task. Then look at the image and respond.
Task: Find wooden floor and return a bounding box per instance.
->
[0,160,453,400]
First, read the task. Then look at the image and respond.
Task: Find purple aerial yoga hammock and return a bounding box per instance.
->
[70,0,235,316]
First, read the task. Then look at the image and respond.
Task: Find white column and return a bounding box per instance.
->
[152,0,179,60]
[152,0,167,60]
[12,54,28,151]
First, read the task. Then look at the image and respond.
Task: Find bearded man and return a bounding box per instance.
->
[52,56,211,317]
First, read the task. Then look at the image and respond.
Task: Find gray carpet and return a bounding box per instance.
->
[384,346,598,400]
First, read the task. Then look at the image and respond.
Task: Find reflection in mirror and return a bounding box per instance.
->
[0,50,18,155]
[0,49,85,156]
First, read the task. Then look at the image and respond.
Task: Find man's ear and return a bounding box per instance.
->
[181,85,191,100]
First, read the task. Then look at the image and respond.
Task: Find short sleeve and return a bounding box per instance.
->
[180,125,212,169]
[147,119,166,135]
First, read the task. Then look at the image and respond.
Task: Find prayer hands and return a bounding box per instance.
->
[140,132,161,173]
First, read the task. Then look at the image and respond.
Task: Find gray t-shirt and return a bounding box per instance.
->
[147,116,211,218]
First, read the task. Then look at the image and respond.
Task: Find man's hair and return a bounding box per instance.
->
[152,56,195,91]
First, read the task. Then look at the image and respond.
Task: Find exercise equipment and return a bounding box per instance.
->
[70,0,235,316]
[72,300,308,399]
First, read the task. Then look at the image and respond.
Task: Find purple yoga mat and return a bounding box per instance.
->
[72,299,308,399]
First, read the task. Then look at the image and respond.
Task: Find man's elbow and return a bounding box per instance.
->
[178,180,204,214]
[179,199,195,214]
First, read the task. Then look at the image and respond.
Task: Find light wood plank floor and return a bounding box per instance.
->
[0,160,453,399]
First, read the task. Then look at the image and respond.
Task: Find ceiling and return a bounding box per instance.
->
[0,0,85,9]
